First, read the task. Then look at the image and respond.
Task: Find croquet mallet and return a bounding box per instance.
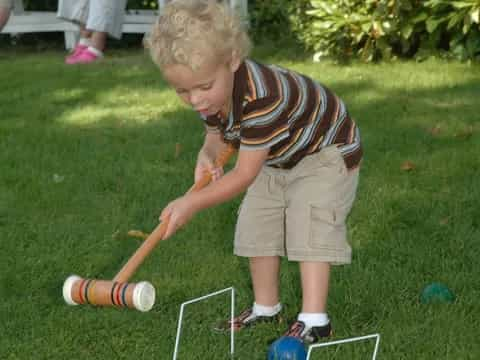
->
[63,146,236,312]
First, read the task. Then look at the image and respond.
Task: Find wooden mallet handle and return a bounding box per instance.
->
[113,145,236,283]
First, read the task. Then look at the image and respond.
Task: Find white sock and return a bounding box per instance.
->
[298,312,330,328]
[78,37,91,47]
[252,302,282,317]
[87,46,103,57]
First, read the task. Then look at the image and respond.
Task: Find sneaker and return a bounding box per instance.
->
[65,44,88,64]
[214,307,282,332]
[65,47,102,65]
[284,320,332,345]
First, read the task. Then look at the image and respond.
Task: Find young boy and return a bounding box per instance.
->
[147,0,362,345]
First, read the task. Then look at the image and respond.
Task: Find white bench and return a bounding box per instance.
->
[1,0,247,49]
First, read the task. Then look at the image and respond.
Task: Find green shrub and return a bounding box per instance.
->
[248,0,305,43]
[300,0,426,61]
[300,0,480,61]
[424,0,480,60]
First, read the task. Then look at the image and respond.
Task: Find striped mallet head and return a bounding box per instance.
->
[62,275,155,312]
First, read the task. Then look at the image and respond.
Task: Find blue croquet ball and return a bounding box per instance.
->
[267,336,307,360]
[420,282,455,304]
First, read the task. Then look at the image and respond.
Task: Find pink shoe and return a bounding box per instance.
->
[65,47,102,65]
[65,44,88,64]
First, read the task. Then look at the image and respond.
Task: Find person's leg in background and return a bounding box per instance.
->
[57,0,91,62]
[70,0,127,64]
[0,0,13,31]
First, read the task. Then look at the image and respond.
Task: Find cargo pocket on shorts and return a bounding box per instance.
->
[308,205,346,250]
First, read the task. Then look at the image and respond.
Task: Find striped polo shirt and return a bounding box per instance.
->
[203,59,362,169]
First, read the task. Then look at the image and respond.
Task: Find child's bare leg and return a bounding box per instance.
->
[0,6,11,31]
[74,25,92,49]
[250,256,280,306]
[284,261,331,341]
[214,256,281,330]
[299,261,330,312]
[79,25,92,40]
[90,31,107,52]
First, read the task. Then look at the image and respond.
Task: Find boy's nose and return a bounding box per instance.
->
[189,92,203,107]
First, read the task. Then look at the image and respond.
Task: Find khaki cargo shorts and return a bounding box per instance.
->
[234,145,359,264]
[0,0,13,8]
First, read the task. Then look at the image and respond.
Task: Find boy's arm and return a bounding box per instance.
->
[199,130,229,161]
[195,130,230,182]
[190,147,269,210]
[160,147,269,239]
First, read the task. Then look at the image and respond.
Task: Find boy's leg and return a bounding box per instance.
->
[250,256,280,306]
[284,261,332,342]
[216,168,286,332]
[214,257,281,331]
[213,256,281,332]
[299,261,330,313]
[235,167,286,312]
[281,146,359,343]
[282,266,333,344]
[282,261,332,343]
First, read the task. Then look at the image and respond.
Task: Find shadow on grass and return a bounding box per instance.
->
[0,50,168,126]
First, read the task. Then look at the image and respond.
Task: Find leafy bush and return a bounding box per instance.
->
[248,0,308,43]
[424,0,480,60]
[299,0,425,61]
[300,0,480,61]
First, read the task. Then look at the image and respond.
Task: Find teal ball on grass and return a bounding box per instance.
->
[267,336,307,360]
[420,282,455,304]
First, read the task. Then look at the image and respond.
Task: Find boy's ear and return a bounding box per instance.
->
[229,51,242,72]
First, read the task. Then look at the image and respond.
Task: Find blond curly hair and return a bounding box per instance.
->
[146,0,251,71]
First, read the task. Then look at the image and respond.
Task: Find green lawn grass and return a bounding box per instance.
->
[1,48,479,359]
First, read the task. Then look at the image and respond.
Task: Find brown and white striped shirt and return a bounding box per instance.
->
[203,59,362,169]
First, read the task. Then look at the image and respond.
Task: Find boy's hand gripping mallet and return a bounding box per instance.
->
[63,146,236,312]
